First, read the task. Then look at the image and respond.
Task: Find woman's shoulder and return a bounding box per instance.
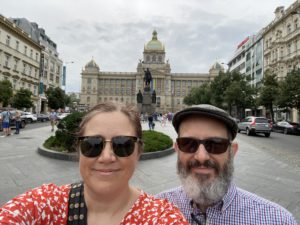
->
[123,191,188,224]
[0,183,71,224]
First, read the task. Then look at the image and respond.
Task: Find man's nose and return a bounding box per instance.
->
[194,143,210,162]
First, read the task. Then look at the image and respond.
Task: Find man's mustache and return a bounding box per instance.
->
[187,159,220,174]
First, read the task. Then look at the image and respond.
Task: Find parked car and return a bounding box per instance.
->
[238,116,272,137]
[272,121,300,135]
[21,112,37,123]
[35,114,50,122]
[0,110,27,131]
[57,113,70,120]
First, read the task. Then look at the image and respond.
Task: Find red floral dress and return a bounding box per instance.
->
[0,183,188,224]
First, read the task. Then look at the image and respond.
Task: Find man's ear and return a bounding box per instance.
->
[231,141,238,156]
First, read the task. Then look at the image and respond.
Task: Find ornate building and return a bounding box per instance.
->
[80,31,223,113]
[0,14,63,112]
[262,2,300,121]
[0,15,42,110]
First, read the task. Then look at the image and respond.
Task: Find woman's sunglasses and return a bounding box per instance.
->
[176,137,231,154]
[78,135,141,158]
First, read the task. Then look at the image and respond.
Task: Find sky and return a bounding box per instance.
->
[1,0,296,92]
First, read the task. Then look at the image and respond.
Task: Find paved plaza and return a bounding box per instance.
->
[0,121,299,222]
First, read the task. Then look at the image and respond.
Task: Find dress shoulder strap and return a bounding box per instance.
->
[67,182,87,225]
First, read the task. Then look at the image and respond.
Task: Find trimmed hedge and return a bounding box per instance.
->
[142,130,173,153]
[44,114,173,153]
[43,112,85,152]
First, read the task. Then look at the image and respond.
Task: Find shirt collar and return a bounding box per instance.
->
[188,183,237,214]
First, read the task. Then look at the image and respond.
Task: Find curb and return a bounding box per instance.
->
[37,146,174,161]
[37,145,78,161]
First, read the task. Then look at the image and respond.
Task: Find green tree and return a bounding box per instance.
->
[224,71,255,118]
[45,87,67,110]
[11,88,34,109]
[257,70,279,122]
[277,69,300,112]
[0,80,13,107]
[183,82,211,105]
[210,71,232,109]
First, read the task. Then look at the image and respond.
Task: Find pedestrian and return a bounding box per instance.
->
[1,108,11,136]
[161,113,167,127]
[156,104,297,224]
[148,113,154,130]
[14,110,21,134]
[49,109,57,132]
[0,102,188,224]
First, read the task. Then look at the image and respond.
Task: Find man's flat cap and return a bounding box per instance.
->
[172,104,238,139]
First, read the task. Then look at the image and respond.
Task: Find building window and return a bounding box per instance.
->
[287,44,291,55]
[5,54,10,68]
[16,41,19,51]
[158,55,162,62]
[14,59,18,71]
[24,46,27,55]
[294,19,298,30]
[145,55,149,62]
[30,49,33,58]
[6,35,10,46]
[152,55,156,62]
[23,63,26,74]
[36,53,39,61]
[287,24,291,34]
[87,78,92,84]
[13,79,17,89]
[50,74,54,81]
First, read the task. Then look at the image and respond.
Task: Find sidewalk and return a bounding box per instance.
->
[0,121,299,221]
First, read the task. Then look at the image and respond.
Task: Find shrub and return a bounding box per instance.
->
[44,113,174,154]
[44,112,85,152]
[142,130,173,153]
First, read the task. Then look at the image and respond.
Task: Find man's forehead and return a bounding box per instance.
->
[178,115,227,133]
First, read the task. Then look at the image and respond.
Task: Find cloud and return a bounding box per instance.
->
[1,0,296,92]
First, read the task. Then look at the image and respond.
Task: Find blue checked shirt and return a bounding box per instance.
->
[156,184,297,225]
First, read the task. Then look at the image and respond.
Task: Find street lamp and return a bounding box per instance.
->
[62,61,74,92]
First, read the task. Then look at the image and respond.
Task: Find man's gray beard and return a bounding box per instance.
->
[177,150,234,207]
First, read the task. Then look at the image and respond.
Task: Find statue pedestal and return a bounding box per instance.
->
[140,88,155,114]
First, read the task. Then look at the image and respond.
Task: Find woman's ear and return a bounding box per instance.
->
[173,141,179,153]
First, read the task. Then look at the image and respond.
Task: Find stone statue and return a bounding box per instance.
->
[144,68,152,86]
[152,90,156,103]
[137,90,143,103]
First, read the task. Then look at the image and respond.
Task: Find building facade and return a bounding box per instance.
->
[11,18,63,113]
[0,14,42,110]
[80,31,223,113]
[262,2,300,121]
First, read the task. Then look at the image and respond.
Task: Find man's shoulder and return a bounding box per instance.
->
[235,187,297,223]
[156,186,190,205]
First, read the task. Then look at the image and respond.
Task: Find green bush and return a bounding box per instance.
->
[44,113,173,154]
[142,130,173,153]
[44,112,85,152]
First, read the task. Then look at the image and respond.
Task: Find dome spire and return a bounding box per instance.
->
[152,30,158,40]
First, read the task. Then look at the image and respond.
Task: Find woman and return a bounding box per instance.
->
[14,110,21,134]
[0,102,188,224]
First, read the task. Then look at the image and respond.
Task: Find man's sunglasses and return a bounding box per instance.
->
[78,135,141,158]
[176,137,231,154]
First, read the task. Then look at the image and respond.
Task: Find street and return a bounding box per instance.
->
[0,122,299,222]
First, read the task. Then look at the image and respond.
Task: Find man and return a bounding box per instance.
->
[49,109,57,132]
[144,68,152,86]
[156,104,297,224]
[1,108,11,136]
